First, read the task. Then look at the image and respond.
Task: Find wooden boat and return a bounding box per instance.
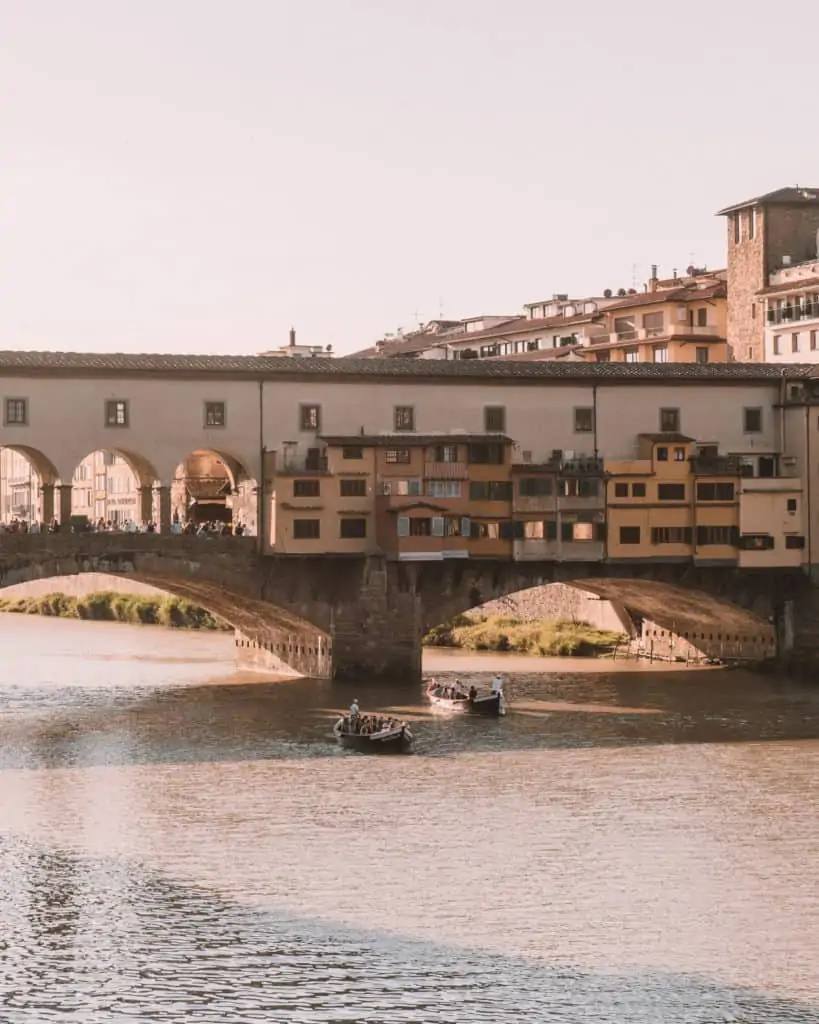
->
[424,680,506,717]
[333,716,413,754]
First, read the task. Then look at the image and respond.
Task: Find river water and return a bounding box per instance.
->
[1,613,818,1023]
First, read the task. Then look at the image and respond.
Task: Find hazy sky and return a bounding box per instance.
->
[1,1,817,356]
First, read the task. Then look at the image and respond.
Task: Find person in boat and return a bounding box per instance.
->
[469,685,478,702]
[349,698,360,720]
[491,674,503,694]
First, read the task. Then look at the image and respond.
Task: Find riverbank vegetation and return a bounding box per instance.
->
[423,614,624,657]
[0,591,230,631]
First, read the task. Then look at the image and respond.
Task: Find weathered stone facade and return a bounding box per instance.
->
[0,533,813,678]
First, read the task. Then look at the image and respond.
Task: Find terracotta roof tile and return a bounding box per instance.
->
[0,349,810,382]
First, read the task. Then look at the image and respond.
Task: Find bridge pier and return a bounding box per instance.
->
[58,484,72,525]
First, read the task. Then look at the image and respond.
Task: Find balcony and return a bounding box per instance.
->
[274,451,329,475]
[690,456,746,476]
[424,460,468,480]
[767,303,819,325]
[598,325,719,345]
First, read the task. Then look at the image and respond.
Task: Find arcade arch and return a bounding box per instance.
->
[171,449,258,534]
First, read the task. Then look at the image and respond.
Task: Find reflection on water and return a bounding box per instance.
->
[1,613,818,1022]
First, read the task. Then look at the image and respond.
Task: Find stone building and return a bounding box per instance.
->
[718,186,819,362]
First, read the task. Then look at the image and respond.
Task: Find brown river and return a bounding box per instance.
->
[1,613,818,1023]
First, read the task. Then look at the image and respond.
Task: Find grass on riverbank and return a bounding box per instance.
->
[423,614,624,657]
[0,591,230,631]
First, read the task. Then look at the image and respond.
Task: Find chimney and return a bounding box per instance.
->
[289,327,296,347]
[649,265,659,292]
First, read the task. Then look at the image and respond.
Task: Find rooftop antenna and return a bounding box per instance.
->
[631,263,638,289]
[439,295,445,319]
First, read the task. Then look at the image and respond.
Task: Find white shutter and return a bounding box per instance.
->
[461,516,471,537]
[397,516,410,537]
[431,516,444,537]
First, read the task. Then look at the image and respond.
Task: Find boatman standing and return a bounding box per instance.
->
[349,697,360,719]
[491,674,503,695]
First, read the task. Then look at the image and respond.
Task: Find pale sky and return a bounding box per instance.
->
[1,1,817,356]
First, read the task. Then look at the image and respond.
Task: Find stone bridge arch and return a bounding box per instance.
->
[0,535,332,677]
[404,560,806,663]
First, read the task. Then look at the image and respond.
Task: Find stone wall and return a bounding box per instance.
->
[464,583,635,635]
[0,572,166,599]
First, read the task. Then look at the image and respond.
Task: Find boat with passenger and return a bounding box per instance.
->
[333,706,413,754]
[424,676,506,717]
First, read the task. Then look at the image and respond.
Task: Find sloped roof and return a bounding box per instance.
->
[717,187,819,216]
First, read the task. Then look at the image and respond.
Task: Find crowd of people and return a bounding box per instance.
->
[0,516,253,536]
[337,700,402,736]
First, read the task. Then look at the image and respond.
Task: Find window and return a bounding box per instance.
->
[340,517,367,539]
[744,408,763,433]
[697,308,708,328]
[619,526,641,544]
[785,535,805,549]
[484,406,506,432]
[773,335,782,355]
[522,520,543,539]
[340,478,367,497]
[695,347,709,365]
[4,398,28,425]
[733,212,741,244]
[394,405,415,432]
[105,399,129,427]
[651,527,692,544]
[632,483,646,497]
[385,449,411,464]
[812,331,818,351]
[300,404,321,431]
[660,408,680,432]
[787,498,798,513]
[748,206,757,240]
[427,480,461,498]
[614,316,635,338]
[409,517,432,537]
[624,349,639,363]
[293,479,320,498]
[434,444,459,463]
[673,447,686,462]
[656,447,668,462]
[518,477,552,497]
[560,478,600,498]
[469,481,513,501]
[643,311,664,333]
[381,478,421,496]
[293,519,320,539]
[697,525,736,546]
[658,483,685,500]
[738,534,774,551]
[574,407,594,433]
[572,522,594,541]
[469,521,500,540]
[653,345,668,363]
[204,401,226,427]
[759,456,775,477]
[467,443,505,465]
[792,333,800,353]
[696,482,735,501]
[614,483,628,498]
[342,446,364,460]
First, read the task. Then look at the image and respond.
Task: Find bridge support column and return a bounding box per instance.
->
[138,486,153,526]
[155,485,171,532]
[39,484,55,525]
[330,558,422,681]
[58,484,73,526]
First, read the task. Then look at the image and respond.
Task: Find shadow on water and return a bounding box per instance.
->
[0,836,817,1024]
[2,661,819,771]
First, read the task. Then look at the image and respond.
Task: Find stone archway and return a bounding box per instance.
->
[171,449,258,534]
[0,444,60,527]
[65,447,160,529]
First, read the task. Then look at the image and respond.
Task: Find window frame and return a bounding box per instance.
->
[293,478,321,498]
[342,446,364,460]
[743,407,763,434]
[619,525,641,545]
[105,399,129,428]
[203,401,226,428]
[573,406,595,433]
[659,407,680,433]
[657,482,686,501]
[393,405,415,432]
[299,403,321,432]
[292,518,321,540]
[484,405,506,433]
[4,397,28,426]
[340,478,367,498]
[339,517,367,539]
